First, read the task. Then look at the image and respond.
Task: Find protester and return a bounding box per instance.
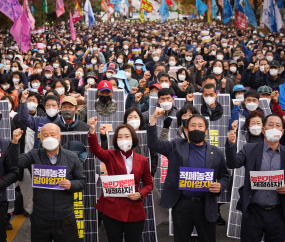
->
[8,124,86,242]
[87,117,153,242]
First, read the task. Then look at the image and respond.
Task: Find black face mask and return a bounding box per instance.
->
[61,110,75,120]
[181,54,185,58]
[182,118,189,128]
[238,65,244,70]
[188,130,205,144]
[99,95,111,104]
[187,41,191,45]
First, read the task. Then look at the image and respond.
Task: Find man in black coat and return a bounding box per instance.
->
[0,135,18,242]
[147,109,229,242]
[226,113,285,241]
[9,123,86,242]
[53,96,89,132]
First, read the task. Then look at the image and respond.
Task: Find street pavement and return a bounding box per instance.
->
[9,203,237,242]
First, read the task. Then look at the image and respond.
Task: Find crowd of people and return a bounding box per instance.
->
[1,19,285,242]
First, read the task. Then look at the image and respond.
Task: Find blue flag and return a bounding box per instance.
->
[88,1,94,28]
[114,4,120,12]
[196,0,208,15]
[223,0,233,24]
[244,0,257,28]
[277,0,284,8]
[159,0,169,23]
[270,0,278,33]
[124,0,129,7]
[211,0,218,19]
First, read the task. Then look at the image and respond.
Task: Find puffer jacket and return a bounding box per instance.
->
[8,144,86,221]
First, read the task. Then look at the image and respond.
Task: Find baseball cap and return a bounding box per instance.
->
[149,83,162,90]
[231,84,247,98]
[98,81,113,92]
[62,96,77,106]
[106,66,116,73]
[44,65,54,72]
[257,85,272,95]
[270,60,280,68]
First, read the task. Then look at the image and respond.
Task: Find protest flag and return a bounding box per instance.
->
[262,0,283,33]
[234,0,248,29]
[10,7,31,53]
[42,0,48,13]
[56,0,65,17]
[222,0,233,24]
[72,2,83,23]
[0,0,22,22]
[244,0,257,28]
[159,0,169,23]
[70,11,76,41]
[23,0,35,30]
[196,0,208,15]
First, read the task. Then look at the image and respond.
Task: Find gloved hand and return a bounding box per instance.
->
[163,117,173,129]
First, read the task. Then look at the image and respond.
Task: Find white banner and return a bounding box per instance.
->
[250,170,284,190]
[101,174,135,197]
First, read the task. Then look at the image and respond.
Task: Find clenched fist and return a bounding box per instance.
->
[150,107,165,126]
[12,128,24,144]
[88,117,97,134]
[227,130,237,144]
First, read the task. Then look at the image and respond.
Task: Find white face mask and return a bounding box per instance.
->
[106,73,113,79]
[123,45,129,50]
[11,67,18,72]
[204,96,216,106]
[211,51,216,56]
[196,47,201,52]
[76,72,83,78]
[87,78,95,85]
[91,59,97,64]
[246,102,258,111]
[149,92,158,97]
[266,56,273,62]
[117,58,123,64]
[235,94,244,100]
[156,49,162,54]
[55,87,65,95]
[270,69,278,76]
[2,84,10,90]
[265,128,283,142]
[13,78,19,84]
[46,108,58,117]
[233,56,239,61]
[153,56,159,62]
[42,137,59,151]
[230,66,237,73]
[169,61,176,66]
[217,55,223,60]
[63,57,68,61]
[117,139,132,152]
[109,48,114,51]
[125,72,131,79]
[178,75,186,81]
[185,56,192,61]
[27,102,38,112]
[136,65,142,70]
[160,101,172,111]
[213,67,223,75]
[259,66,265,72]
[127,119,141,130]
[249,125,262,136]
[53,64,59,69]
[32,83,40,89]
[45,74,52,79]
[222,43,227,48]
[160,82,170,89]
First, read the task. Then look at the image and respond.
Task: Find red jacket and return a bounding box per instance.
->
[272,101,285,118]
[87,132,153,222]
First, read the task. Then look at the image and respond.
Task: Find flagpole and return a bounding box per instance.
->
[20,6,23,55]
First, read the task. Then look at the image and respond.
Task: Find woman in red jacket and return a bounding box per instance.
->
[87,117,153,242]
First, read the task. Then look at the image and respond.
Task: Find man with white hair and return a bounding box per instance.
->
[8,123,86,242]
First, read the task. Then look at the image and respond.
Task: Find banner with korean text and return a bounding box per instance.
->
[250,170,284,190]
[178,167,214,191]
[32,164,66,190]
[101,174,135,197]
